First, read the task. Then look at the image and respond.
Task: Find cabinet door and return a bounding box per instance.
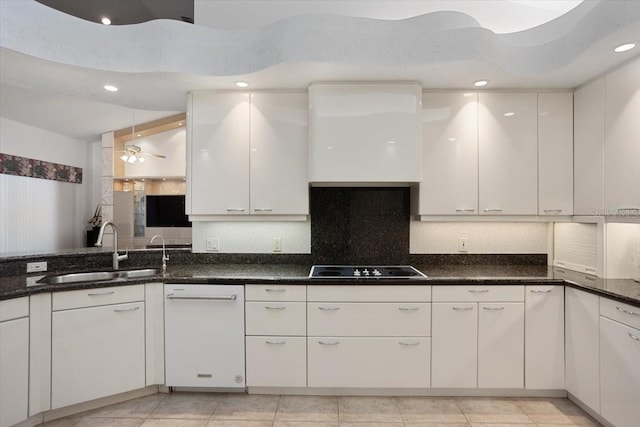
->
[574,79,605,215]
[479,93,538,215]
[420,92,478,215]
[308,337,430,388]
[0,317,29,427]
[246,336,307,387]
[538,93,573,216]
[600,317,640,427]
[478,303,524,388]
[525,285,564,389]
[565,288,600,413]
[189,92,250,215]
[604,59,640,215]
[51,302,145,409]
[250,92,309,215]
[431,303,477,388]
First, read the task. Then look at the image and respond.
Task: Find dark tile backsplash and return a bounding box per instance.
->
[310,187,411,264]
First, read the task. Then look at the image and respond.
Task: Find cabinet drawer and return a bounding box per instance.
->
[307,285,430,302]
[245,284,306,301]
[432,285,523,302]
[600,297,640,330]
[308,303,431,336]
[246,302,306,336]
[308,337,430,388]
[0,296,29,322]
[53,285,144,311]
[246,336,306,387]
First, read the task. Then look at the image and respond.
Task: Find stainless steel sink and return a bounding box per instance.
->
[36,268,161,285]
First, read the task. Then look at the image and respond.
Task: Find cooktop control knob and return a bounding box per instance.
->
[353,269,361,276]
[373,269,381,276]
[363,269,370,276]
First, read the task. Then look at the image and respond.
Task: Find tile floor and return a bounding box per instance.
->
[41,393,601,427]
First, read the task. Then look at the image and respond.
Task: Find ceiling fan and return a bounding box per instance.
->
[117,144,166,163]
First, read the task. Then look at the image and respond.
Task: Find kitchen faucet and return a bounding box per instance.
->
[95,221,128,270]
[150,234,169,274]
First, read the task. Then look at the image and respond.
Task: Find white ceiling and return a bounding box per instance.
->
[0,0,639,142]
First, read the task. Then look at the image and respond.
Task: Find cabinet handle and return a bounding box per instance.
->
[113,306,140,313]
[318,306,340,311]
[616,306,640,317]
[166,293,237,301]
[399,341,421,346]
[468,289,489,293]
[483,208,502,212]
[456,208,475,212]
[265,340,286,345]
[226,208,245,212]
[483,306,505,311]
[264,306,286,310]
[452,306,474,311]
[87,291,115,296]
[253,208,272,212]
[543,209,563,213]
[398,307,420,311]
[318,341,340,345]
[530,289,552,294]
[629,333,640,342]
[265,288,286,293]
[197,373,212,378]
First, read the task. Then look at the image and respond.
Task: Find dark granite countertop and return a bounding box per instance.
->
[1,261,638,307]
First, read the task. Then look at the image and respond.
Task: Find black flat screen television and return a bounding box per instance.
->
[145,195,191,228]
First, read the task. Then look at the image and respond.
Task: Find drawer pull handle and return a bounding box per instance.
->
[452,306,474,311]
[629,333,640,342]
[483,208,502,212]
[197,374,212,378]
[616,306,640,317]
[530,289,552,294]
[253,208,272,212]
[584,276,596,281]
[543,209,563,213]
[318,307,340,311]
[318,341,340,346]
[265,340,286,345]
[483,306,505,311]
[455,208,475,212]
[468,289,489,293]
[398,307,420,311]
[88,291,115,296]
[166,294,237,301]
[226,208,245,212]
[399,342,421,346]
[264,306,286,310]
[265,288,286,293]
[113,306,140,313]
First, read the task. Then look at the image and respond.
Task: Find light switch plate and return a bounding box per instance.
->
[206,237,219,251]
[27,261,47,273]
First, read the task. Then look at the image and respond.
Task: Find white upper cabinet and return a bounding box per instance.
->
[538,93,574,216]
[604,59,640,215]
[250,92,308,215]
[574,79,605,216]
[479,93,538,215]
[419,92,478,215]
[188,92,308,217]
[309,83,422,183]
[188,92,251,215]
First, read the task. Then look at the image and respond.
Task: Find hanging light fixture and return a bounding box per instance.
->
[120,110,146,163]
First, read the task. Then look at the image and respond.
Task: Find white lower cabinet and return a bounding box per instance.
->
[525,285,565,389]
[308,337,430,388]
[599,299,640,427]
[0,297,29,427]
[565,287,600,413]
[246,336,306,387]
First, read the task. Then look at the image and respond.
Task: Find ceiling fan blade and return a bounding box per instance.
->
[144,152,167,159]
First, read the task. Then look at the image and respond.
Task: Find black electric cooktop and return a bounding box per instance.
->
[309,265,427,279]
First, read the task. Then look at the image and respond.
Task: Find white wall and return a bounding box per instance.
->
[0,117,98,254]
[410,221,549,254]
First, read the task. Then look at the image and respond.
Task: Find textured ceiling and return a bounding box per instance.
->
[0,0,639,142]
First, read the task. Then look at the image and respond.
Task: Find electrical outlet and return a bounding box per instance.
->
[27,261,47,273]
[273,237,282,253]
[206,237,219,252]
[458,237,468,252]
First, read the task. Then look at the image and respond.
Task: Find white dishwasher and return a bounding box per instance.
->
[164,284,245,388]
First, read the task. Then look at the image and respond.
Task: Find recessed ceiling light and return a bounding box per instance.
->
[101,17,111,25]
[448,137,457,142]
[235,81,249,88]
[103,85,118,92]
[504,112,515,117]
[387,140,397,145]
[474,80,489,87]
[178,122,183,126]
[614,43,636,53]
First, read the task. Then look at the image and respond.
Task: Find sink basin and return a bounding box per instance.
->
[36,268,161,285]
